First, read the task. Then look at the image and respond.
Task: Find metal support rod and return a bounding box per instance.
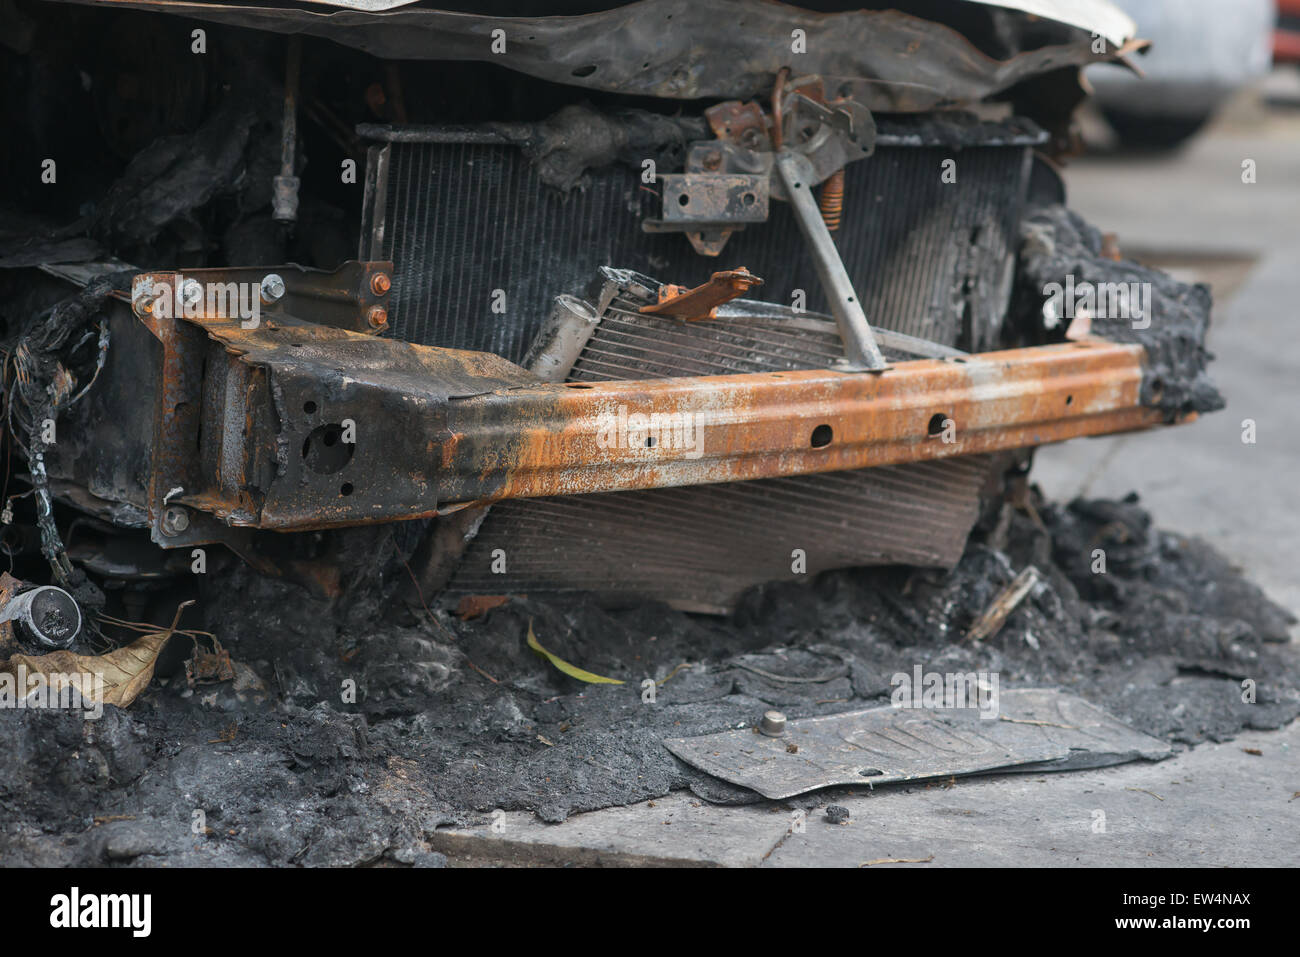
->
[273,35,302,223]
[775,151,886,371]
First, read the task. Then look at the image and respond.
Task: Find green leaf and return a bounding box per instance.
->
[526,619,624,685]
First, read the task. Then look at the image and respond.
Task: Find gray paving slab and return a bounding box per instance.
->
[428,722,1298,867]
[427,792,793,867]
[762,722,1300,868]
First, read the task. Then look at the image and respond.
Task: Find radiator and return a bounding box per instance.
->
[438,272,993,613]
[360,119,1038,363]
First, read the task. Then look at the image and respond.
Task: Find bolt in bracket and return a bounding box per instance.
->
[130,260,393,336]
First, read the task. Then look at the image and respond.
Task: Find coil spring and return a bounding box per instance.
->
[819,169,845,232]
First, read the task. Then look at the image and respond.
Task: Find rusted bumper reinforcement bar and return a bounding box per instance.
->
[106,274,1184,548]
[439,340,1174,503]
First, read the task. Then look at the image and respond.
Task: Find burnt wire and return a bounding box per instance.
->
[2,277,123,610]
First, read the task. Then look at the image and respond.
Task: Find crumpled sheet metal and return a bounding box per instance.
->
[50,0,1138,109]
[272,0,1140,46]
[964,0,1135,46]
[665,689,1172,800]
[283,0,1138,40]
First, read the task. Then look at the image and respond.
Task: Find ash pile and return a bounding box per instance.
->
[1,487,1295,867]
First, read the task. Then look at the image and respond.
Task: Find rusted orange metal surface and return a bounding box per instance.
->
[638,268,764,321]
[435,339,1179,507]
[106,269,1186,535]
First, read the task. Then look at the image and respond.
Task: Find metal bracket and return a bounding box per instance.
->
[648,75,877,257]
[643,172,770,257]
[638,268,764,321]
[130,260,394,336]
[643,173,769,230]
[126,261,398,550]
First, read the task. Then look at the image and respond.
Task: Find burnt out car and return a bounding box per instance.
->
[0,0,1221,637]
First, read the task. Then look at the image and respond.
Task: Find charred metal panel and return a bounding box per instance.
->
[665,689,1172,799]
[44,301,158,523]
[362,121,1036,363]
[45,0,1138,109]
[447,457,993,613]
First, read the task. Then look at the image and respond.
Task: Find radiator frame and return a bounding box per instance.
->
[358,119,1042,362]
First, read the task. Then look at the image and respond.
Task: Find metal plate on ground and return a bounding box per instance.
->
[664,689,1172,800]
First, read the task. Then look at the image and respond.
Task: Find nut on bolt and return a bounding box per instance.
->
[370,272,391,296]
[260,273,286,305]
[367,305,388,329]
[759,710,787,737]
[160,506,190,537]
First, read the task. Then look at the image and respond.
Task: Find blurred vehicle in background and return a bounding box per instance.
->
[1090,0,1276,148]
[1277,0,1300,63]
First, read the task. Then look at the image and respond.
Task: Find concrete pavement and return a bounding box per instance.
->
[431,722,1298,867]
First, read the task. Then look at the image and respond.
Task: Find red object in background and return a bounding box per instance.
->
[1278,0,1300,63]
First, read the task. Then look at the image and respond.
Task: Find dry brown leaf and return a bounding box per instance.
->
[1,631,171,708]
[0,601,190,708]
[454,594,512,620]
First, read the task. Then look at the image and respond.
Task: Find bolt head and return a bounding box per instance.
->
[759,710,787,737]
[367,305,388,329]
[260,273,286,304]
[133,293,156,317]
[370,272,392,296]
[160,506,190,537]
[181,279,204,308]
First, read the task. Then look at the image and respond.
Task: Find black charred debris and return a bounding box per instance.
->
[0,111,1286,866]
[0,10,1289,868]
[1014,205,1224,417]
[1,489,1295,866]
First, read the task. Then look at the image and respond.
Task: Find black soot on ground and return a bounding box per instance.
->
[1,492,1295,866]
